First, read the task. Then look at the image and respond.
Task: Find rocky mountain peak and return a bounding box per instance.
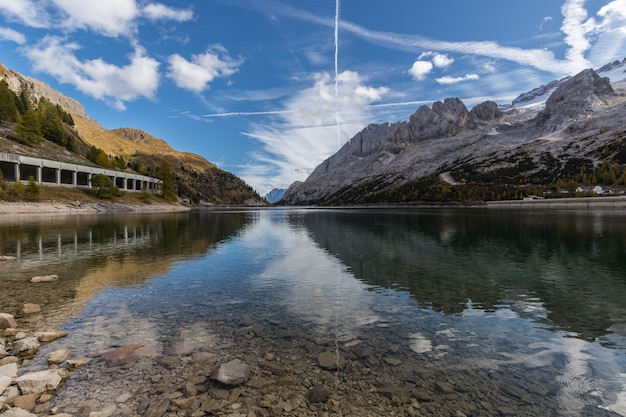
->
[468,101,503,124]
[536,68,614,131]
[0,63,86,118]
[409,97,470,141]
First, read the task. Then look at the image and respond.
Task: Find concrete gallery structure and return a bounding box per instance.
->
[0,153,159,193]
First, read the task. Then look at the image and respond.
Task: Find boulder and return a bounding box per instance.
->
[0,256,16,262]
[15,369,67,394]
[215,359,249,386]
[0,314,17,329]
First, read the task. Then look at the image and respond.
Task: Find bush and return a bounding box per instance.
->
[90,174,121,199]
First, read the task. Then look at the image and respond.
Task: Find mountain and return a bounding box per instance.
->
[265,188,287,204]
[0,62,264,206]
[281,58,626,206]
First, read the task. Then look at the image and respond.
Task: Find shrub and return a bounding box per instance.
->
[90,174,121,199]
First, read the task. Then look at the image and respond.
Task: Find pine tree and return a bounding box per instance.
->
[157,159,177,201]
[0,80,18,123]
[15,109,42,144]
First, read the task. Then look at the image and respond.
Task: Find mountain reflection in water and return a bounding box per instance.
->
[297,209,626,344]
[3,208,626,416]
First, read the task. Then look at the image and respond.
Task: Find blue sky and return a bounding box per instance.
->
[0,0,625,194]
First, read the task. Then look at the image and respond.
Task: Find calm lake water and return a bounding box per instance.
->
[2,208,626,416]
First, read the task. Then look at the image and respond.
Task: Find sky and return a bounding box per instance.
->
[0,0,625,195]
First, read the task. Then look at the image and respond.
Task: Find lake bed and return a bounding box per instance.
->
[2,208,626,416]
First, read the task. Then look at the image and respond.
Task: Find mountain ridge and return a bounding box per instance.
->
[281,59,626,205]
[0,61,264,206]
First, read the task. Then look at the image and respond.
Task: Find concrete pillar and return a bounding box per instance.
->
[14,163,19,182]
[72,171,77,187]
[56,168,61,185]
[36,166,42,184]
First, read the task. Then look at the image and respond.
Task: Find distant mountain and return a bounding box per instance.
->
[281,58,626,205]
[0,62,265,206]
[265,188,287,204]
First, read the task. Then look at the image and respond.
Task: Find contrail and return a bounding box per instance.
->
[202,110,295,118]
[334,0,340,150]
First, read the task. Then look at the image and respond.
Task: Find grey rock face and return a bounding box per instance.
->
[409,98,469,142]
[536,68,614,131]
[281,66,625,206]
[469,101,502,124]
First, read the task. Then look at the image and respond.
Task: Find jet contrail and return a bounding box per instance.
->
[202,110,295,118]
[334,0,340,150]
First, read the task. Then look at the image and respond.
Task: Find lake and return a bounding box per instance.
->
[2,208,626,416]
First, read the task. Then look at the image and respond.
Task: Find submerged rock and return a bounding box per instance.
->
[307,384,329,403]
[215,359,249,386]
[48,348,71,365]
[30,274,58,283]
[317,351,346,370]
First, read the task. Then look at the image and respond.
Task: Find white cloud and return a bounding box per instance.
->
[435,73,480,85]
[52,0,139,37]
[240,71,389,193]
[22,36,160,110]
[588,0,626,65]
[560,0,594,69]
[409,60,433,81]
[0,0,48,28]
[167,46,242,93]
[0,27,26,44]
[432,53,454,68]
[143,3,194,22]
[419,51,454,68]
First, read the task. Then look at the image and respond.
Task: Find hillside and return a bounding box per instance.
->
[0,62,264,206]
[281,59,626,206]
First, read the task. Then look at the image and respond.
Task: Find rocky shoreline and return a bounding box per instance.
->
[0,201,190,216]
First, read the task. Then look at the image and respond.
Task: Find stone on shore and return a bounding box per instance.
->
[48,348,71,365]
[34,330,68,343]
[13,337,39,356]
[0,314,17,329]
[15,369,67,395]
[0,408,38,417]
[0,375,12,395]
[30,274,58,283]
[0,363,18,378]
[215,359,249,386]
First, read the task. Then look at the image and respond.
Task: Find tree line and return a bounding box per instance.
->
[0,80,77,151]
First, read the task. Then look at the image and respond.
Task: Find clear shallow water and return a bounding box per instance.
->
[3,208,626,416]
